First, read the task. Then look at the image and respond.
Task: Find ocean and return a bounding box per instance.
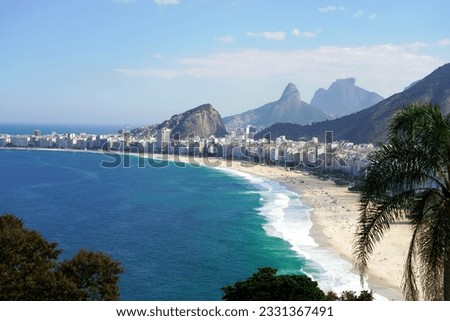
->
[0,124,365,300]
[0,123,127,135]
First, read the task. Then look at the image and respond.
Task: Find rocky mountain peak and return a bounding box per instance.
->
[222,83,331,130]
[130,103,228,140]
[310,78,383,117]
[335,77,356,87]
[255,63,450,144]
[280,83,301,100]
[158,103,227,139]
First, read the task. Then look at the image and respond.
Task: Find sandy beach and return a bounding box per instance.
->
[110,151,411,300]
[209,160,410,300]
[157,153,409,300]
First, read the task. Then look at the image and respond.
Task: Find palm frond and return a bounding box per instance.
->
[416,200,450,300]
[363,142,446,198]
[402,188,443,300]
[354,103,450,300]
[390,104,450,144]
[354,190,415,284]
[390,104,450,184]
[402,226,420,301]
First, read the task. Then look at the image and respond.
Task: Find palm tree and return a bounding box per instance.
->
[353,103,450,301]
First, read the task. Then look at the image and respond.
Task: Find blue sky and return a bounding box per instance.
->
[1,0,450,126]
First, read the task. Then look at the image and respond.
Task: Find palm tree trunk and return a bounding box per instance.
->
[445,247,450,300]
[445,145,450,301]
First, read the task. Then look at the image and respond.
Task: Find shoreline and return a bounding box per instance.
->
[2,148,407,300]
[142,150,408,300]
[220,162,407,301]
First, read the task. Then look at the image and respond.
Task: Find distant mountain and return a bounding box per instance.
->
[223,83,331,130]
[255,63,450,144]
[310,78,383,117]
[404,80,421,91]
[158,104,227,139]
[132,104,227,139]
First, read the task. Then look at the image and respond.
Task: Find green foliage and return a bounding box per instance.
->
[0,214,123,300]
[222,267,326,301]
[59,250,123,300]
[348,181,364,192]
[326,290,373,301]
[354,103,450,300]
[222,267,374,301]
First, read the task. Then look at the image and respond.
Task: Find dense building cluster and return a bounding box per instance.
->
[0,125,375,177]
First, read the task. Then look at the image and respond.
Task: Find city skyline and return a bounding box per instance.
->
[1,0,450,125]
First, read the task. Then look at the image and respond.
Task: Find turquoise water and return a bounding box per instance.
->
[0,149,310,300]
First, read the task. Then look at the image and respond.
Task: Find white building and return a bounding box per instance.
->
[10,136,29,147]
[156,127,171,153]
[0,135,9,147]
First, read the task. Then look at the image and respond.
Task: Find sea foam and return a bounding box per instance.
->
[216,166,386,299]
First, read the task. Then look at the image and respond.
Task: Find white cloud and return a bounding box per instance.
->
[319,6,345,13]
[405,42,427,50]
[319,6,335,12]
[151,52,163,59]
[352,10,377,20]
[352,10,364,17]
[292,28,318,38]
[438,38,450,46]
[116,44,443,99]
[154,0,179,5]
[216,35,235,43]
[246,31,286,41]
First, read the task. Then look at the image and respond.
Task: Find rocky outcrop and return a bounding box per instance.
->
[223,83,331,130]
[158,104,228,139]
[310,78,383,117]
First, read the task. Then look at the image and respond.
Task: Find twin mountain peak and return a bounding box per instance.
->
[223,80,383,131]
[256,63,450,143]
[143,79,383,139]
[134,63,450,143]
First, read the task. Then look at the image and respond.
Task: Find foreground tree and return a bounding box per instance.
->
[0,214,123,300]
[0,214,66,300]
[222,267,373,301]
[354,103,450,300]
[222,267,326,301]
[59,250,123,300]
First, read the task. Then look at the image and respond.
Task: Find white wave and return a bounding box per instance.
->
[215,166,387,300]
